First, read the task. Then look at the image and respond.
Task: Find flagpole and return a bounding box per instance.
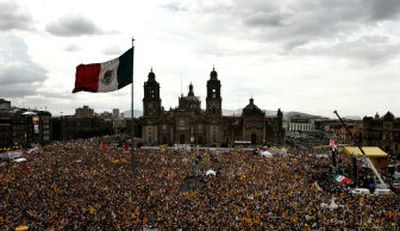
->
[131,38,136,171]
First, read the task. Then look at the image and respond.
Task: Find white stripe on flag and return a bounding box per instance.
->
[98,58,120,92]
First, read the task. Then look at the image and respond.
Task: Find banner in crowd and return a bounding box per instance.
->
[32,116,40,134]
[333,174,352,184]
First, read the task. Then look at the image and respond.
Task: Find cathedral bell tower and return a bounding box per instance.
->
[206,67,222,117]
[205,67,222,145]
[143,68,161,117]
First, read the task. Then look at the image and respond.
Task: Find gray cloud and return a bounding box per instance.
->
[295,35,400,64]
[64,43,81,52]
[0,63,47,85]
[238,0,400,49]
[46,15,103,37]
[162,2,188,12]
[174,0,400,64]
[0,0,33,31]
[1,85,38,97]
[370,0,400,20]
[102,46,122,56]
[244,11,290,27]
[0,35,48,97]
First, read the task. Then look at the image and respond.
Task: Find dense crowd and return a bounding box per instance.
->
[1,139,399,230]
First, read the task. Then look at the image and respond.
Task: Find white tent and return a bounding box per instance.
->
[14,158,27,163]
[27,147,40,155]
[206,169,216,176]
[22,111,37,116]
[260,150,273,157]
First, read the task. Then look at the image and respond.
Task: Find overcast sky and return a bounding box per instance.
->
[1,0,399,118]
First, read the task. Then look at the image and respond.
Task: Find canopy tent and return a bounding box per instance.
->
[206,169,216,176]
[342,146,388,173]
[342,146,388,157]
[265,147,288,155]
[13,158,27,163]
[260,150,273,157]
[22,111,37,116]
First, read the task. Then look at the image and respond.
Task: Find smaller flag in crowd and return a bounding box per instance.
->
[334,174,352,184]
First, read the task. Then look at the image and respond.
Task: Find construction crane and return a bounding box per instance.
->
[333,110,388,189]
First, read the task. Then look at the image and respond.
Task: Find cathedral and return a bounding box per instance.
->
[142,68,285,146]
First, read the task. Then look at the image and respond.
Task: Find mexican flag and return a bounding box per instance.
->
[72,48,133,93]
[334,174,352,184]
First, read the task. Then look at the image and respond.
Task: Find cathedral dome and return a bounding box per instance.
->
[243,98,264,116]
[184,83,200,102]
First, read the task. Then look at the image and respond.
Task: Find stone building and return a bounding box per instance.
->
[75,105,94,118]
[0,99,11,110]
[362,112,400,157]
[287,117,315,133]
[0,100,52,148]
[0,111,28,148]
[141,68,284,146]
[242,98,266,144]
[52,106,114,141]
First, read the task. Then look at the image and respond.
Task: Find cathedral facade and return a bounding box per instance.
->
[142,68,284,146]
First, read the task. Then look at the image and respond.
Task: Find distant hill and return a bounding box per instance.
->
[342,115,362,120]
[222,109,242,116]
[284,111,326,120]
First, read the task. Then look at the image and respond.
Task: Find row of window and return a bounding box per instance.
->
[288,123,314,131]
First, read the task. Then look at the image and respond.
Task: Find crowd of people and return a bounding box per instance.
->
[1,139,399,230]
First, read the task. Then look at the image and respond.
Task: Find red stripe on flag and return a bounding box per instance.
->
[72,64,101,93]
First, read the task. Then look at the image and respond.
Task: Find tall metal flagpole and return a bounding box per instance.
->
[131,38,136,171]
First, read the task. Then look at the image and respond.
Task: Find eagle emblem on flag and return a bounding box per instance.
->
[101,70,114,85]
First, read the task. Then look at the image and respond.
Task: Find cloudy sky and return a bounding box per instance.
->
[1,0,399,118]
